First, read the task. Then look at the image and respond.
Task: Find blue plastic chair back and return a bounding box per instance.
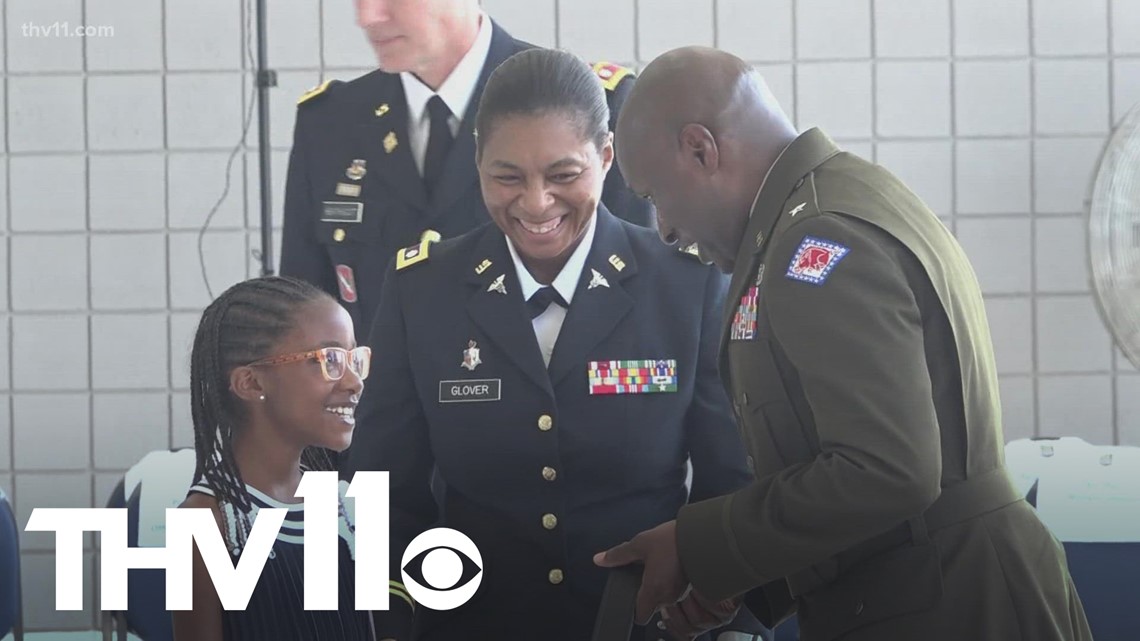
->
[1007,438,1140,641]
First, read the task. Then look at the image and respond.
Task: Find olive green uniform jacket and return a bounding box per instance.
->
[676,128,1093,641]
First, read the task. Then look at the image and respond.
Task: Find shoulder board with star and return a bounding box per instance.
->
[591,61,633,92]
[297,79,343,106]
[395,229,442,271]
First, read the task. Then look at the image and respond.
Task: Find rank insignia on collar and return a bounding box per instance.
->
[588,268,609,290]
[345,159,366,181]
[384,131,399,154]
[789,202,806,216]
[475,259,492,275]
[608,254,626,272]
[461,340,482,371]
[487,274,507,295]
[786,236,850,285]
[375,103,389,117]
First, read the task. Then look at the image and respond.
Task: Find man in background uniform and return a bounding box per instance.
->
[281,0,653,343]
[596,46,1093,641]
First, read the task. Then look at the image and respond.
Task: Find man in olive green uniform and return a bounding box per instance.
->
[594,46,1092,641]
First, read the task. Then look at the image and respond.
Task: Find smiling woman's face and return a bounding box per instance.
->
[477,111,613,268]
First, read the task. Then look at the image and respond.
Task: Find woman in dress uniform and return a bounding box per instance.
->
[343,49,767,641]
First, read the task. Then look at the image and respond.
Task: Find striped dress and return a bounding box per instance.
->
[188,481,373,641]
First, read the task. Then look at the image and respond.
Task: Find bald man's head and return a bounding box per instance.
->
[615,46,796,273]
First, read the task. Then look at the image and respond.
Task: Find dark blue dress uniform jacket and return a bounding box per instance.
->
[280,20,654,345]
[342,207,761,641]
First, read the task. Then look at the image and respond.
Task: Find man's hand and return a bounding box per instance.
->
[660,590,741,640]
[594,520,688,624]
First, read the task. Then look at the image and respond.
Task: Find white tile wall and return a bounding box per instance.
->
[85,0,163,72]
[953,0,1029,57]
[1111,0,1140,54]
[4,0,1137,632]
[264,0,322,71]
[875,141,953,217]
[638,0,714,59]
[1035,216,1092,294]
[0,396,10,470]
[91,314,168,390]
[168,153,247,230]
[875,61,952,138]
[956,218,1032,294]
[718,0,793,62]
[1112,59,1140,124]
[164,0,243,71]
[560,0,637,63]
[91,393,169,470]
[795,0,871,60]
[8,76,86,153]
[955,139,1032,215]
[8,156,87,232]
[873,0,951,58]
[1033,138,1105,215]
[1032,0,1108,56]
[6,0,84,73]
[1036,296,1113,373]
[796,62,873,138]
[321,0,378,68]
[1038,375,1113,442]
[86,75,165,151]
[88,154,168,231]
[954,60,1031,137]
[165,73,245,150]
[10,236,88,310]
[1034,60,1110,135]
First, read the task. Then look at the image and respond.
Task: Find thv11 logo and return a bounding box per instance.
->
[25,472,483,611]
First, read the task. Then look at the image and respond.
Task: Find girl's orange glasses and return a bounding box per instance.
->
[247,346,371,382]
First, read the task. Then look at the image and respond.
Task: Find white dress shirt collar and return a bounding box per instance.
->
[506,211,598,305]
[399,12,493,126]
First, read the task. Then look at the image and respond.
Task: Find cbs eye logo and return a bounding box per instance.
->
[400,528,483,610]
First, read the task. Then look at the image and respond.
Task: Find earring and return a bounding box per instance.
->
[258,395,266,401]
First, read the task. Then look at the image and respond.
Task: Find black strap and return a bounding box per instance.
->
[591,565,643,641]
[422,95,454,194]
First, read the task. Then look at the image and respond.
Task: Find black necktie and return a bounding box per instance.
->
[423,95,454,195]
[527,286,569,319]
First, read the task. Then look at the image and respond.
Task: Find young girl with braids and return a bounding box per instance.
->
[173,276,375,641]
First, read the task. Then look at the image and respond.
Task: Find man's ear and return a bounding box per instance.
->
[678,123,720,174]
[230,366,267,403]
[599,131,615,175]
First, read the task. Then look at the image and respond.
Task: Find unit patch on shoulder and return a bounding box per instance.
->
[297,79,341,105]
[591,61,632,91]
[785,236,850,285]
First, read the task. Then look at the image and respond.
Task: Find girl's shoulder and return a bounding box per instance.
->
[179,485,225,531]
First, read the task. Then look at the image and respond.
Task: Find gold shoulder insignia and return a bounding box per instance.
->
[591,61,633,92]
[395,230,441,271]
[297,79,340,106]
